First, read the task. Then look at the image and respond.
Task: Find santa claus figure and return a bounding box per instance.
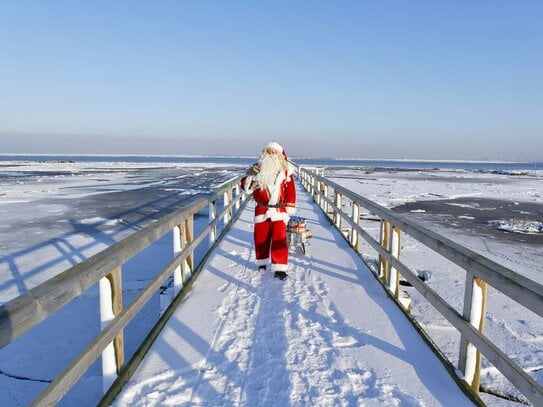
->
[241,141,296,279]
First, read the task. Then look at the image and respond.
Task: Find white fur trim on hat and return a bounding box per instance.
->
[265,141,283,154]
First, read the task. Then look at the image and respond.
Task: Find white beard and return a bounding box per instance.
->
[258,153,283,190]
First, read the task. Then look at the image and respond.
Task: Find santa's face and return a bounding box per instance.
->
[265,147,279,156]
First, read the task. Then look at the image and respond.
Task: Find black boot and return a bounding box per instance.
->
[274,271,288,280]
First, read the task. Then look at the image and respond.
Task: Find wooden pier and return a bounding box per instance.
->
[0,165,541,406]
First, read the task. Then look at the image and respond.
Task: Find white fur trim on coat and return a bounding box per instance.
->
[254,214,268,223]
[271,263,288,272]
[256,258,269,266]
[254,211,290,224]
[270,211,290,223]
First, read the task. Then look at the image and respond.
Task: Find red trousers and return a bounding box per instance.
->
[254,219,288,272]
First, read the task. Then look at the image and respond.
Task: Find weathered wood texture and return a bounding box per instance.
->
[107,267,124,373]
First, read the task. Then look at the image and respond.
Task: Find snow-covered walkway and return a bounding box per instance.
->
[114,186,473,406]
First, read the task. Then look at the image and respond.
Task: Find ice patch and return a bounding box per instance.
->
[0,200,32,204]
[488,219,543,234]
[511,209,534,215]
[424,192,448,198]
[449,192,482,199]
[445,202,479,209]
[78,217,125,226]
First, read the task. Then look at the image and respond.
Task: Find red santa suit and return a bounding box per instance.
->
[241,143,296,272]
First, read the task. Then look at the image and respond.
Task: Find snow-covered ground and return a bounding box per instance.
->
[114,188,473,407]
[0,160,541,406]
[326,167,543,405]
[0,160,242,303]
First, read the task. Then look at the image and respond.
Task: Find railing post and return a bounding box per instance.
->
[99,267,124,393]
[323,184,329,214]
[459,273,488,392]
[224,187,232,225]
[315,168,324,209]
[351,202,360,248]
[209,199,217,247]
[317,178,322,206]
[379,220,390,283]
[234,184,241,211]
[183,216,194,279]
[173,225,183,297]
[386,226,401,298]
[312,172,318,200]
[334,191,342,228]
[318,169,325,206]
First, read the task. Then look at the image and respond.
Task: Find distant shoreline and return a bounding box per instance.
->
[0,152,539,165]
[0,154,541,173]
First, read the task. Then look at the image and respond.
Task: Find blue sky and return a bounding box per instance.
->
[0,1,541,160]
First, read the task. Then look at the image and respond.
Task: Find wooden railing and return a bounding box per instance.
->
[296,165,543,406]
[0,175,248,406]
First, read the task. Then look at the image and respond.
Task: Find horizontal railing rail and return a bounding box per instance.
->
[0,174,247,406]
[295,165,543,406]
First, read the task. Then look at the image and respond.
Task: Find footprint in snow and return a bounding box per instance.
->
[332,332,359,348]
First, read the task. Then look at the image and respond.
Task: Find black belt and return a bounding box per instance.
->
[257,202,284,208]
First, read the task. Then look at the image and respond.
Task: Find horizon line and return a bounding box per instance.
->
[0,152,540,164]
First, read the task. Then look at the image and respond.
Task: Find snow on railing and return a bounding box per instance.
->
[295,165,543,406]
[0,175,248,406]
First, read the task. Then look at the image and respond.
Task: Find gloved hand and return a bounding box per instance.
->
[245,163,260,176]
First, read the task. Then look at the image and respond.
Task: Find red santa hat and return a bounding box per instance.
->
[265,141,284,155]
